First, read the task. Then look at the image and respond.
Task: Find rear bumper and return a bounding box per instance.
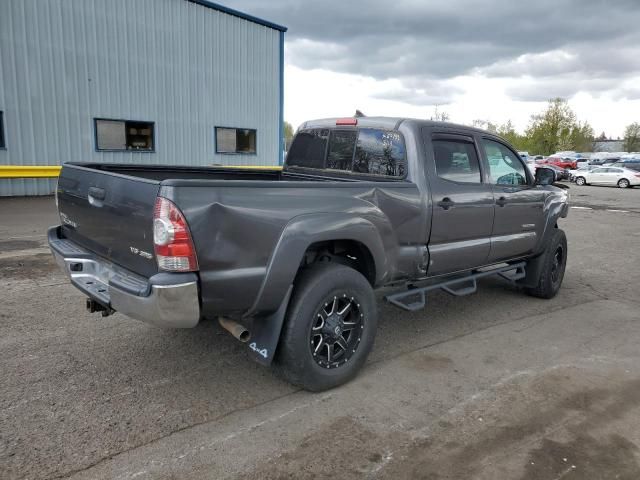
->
[48,226,200,328]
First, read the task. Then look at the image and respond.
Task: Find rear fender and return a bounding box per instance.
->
[246,213,388,317]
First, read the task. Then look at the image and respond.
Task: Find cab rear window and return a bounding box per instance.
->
[287,128,407,178]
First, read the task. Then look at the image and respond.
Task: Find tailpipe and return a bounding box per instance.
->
[218,317,251,343]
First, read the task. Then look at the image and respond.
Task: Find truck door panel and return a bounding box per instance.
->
[480,138,546,262]
[422,129,495,275]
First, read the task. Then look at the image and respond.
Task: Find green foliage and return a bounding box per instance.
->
[623,122,640,152]
[471,99,595,154]
[496,120,526,150]
[283,121,294,143]
[521,98,594,155]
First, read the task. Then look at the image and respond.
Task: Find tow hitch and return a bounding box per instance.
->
[86,298,114,317]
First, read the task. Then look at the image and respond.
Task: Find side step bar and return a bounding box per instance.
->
[385,262,526,312]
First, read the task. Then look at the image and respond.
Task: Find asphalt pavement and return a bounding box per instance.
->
[1,183,639,479]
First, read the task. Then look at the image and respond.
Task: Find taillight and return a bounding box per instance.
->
[153,197,198,272]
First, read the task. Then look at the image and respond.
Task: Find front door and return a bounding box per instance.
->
[423,130,495,276]
[480,138,546,262]
[589,168,609,183]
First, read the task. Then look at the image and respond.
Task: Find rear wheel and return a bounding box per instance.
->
[575,176,586,186]
[618,178,630,188]
[274,263,377,391]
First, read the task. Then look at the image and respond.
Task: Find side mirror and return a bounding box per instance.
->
[535,167,556,185]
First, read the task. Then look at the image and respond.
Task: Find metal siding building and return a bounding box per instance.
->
[0,0,285,196]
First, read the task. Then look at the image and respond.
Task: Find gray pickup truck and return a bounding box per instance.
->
[49,117,569,391]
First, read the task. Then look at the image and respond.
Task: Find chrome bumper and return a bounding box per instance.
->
[48,227,200,328]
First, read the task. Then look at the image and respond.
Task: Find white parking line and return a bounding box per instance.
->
[571,206,592,210]
[606,209,629,213]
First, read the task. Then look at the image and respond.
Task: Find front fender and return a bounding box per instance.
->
[246,212,390,316]
[533,189,569,257]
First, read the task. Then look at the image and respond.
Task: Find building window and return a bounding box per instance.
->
[0,111,5,149]
[215,127,257,154]
[95,119,154,151]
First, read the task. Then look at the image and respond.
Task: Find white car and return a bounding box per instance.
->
[573,166,640,188]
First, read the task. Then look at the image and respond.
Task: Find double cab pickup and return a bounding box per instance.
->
[50,117,569,391]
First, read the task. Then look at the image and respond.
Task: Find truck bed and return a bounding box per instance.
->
[79,163,360,183]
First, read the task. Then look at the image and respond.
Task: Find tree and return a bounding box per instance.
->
[283,121,294,150]
[523,98,593,155]
[496,120,526,150]
[471,119,497,133]
[430,105,450,122]
[623,122,640,152]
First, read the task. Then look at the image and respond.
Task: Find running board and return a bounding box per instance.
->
[385,262,526,312]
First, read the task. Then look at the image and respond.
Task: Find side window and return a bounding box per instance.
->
[215,127,257,154]
[482,139,528,186]
[95,119,154,151]
[432,139,481,183]
[326,130,357,171]
[354,129,406,176]
[286,129,329,169]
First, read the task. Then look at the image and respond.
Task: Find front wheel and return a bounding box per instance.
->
[274,263,377,391]
[618,178,630,188]
[575,177,586,186]
[525,228,567,299]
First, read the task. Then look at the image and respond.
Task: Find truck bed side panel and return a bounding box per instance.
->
[164,182,426,317]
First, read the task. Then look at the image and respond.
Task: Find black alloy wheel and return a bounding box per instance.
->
[309,294,364,369]
[275,263,377,391]
[550,245,564,284]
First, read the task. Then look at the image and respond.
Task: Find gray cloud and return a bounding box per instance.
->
[229,0,640,103]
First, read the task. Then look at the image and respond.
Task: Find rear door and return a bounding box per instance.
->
[56,164,160,277]
[480,138,546,262]
[423,129,495,275]
[604,168,624,185]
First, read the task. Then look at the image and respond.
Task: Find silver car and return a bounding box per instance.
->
[574,167,640,188]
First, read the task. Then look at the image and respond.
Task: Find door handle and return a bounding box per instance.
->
[496,196,508,207]
[437,197,455,210]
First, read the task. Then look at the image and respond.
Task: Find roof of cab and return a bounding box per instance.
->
[299,117,490,135]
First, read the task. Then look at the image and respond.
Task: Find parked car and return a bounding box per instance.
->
[573,166,640,188]
[544,156,578,169]
[544,163,571,181]
[575,158,589,167]
[613,159,640,172]
[590,157,620,166]
[569,164,602,182]
[49,117,569,391]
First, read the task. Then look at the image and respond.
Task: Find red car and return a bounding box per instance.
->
[543,156,578,169]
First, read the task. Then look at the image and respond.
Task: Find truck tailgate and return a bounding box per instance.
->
[56,164,160,278]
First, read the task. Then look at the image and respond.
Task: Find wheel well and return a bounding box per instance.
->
[301,240,376,286]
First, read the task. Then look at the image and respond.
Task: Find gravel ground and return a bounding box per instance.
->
[1,183,639,479]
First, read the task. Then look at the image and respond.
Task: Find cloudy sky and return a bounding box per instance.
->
[230,0,640,137]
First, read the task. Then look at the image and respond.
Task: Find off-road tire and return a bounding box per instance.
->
[274,263,377,391]
[525,228,567,299]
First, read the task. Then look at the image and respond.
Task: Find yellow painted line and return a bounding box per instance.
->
[0,166,62,178]
[0,164,283,178]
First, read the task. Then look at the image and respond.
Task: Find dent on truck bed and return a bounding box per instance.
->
[166,182,425,318]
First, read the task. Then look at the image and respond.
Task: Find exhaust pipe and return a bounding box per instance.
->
[218,317,251,343]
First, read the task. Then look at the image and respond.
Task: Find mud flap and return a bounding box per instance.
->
[246,285,293,366]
